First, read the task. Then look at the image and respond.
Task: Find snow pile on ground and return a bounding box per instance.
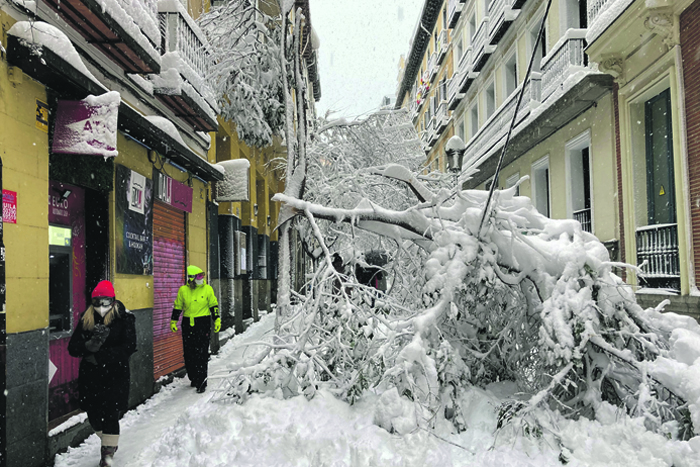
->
[53,312,700,467]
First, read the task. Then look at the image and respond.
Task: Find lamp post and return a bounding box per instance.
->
[445,135,466,174]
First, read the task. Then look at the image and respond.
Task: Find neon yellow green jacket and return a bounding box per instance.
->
[173,282,218,318]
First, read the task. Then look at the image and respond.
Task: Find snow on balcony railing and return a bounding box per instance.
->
[574,207,592,233]
[463,85,520,165]
[540,29,587,102]
[437,30,448,63]
[636,223,680,277]
[488,0,507,34]
[448,0,465,28]
[586,0,634,44]
[428,52,438,80]
[515,73,541,121]
[447,74,464,109]
[435,100,448,132]
[471,18,495,71]
[156,0,218,115]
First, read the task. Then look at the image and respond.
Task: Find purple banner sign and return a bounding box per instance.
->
[52,92,120,157]
[155,171,192,213]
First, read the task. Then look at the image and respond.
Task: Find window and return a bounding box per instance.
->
[485,82,495,119]
[504,52,517,97]
[506,173,521,196]
[469,14,477,44]
[440,78,447,102]
[443,6,448,30]
[566,132,592,232]
[457,118,466,142]
[532,156,551,217]
[530,21,547,71]
[470,103,479,137]
[562,0,587,31]
[456,37,464,63]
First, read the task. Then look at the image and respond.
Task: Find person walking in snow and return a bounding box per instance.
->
[68,280,137,467]
[170,265,220,393]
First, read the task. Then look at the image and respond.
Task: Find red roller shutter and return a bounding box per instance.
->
[153,200,186,379]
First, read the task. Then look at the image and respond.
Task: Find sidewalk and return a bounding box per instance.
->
[53,313,275,467]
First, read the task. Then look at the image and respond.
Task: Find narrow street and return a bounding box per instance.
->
[53,313,275,467]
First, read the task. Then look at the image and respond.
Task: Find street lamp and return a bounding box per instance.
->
[445,135,466,173]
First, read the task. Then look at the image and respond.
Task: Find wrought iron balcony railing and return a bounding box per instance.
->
[636,223,680,278]
[588,0,614,26]
[573,208,592,233]
[437,30,448,65]
[472,18,496,72]
[153,2,218,132]
[463,85,520,165]
[448,0,466,28]
[435,100,449,132]
[488,0,519,45]
[540,31,587,102]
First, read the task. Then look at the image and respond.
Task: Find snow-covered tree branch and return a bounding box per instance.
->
[214,109,699,446]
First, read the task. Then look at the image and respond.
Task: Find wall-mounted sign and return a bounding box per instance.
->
[155,171,193,213]
[3,190,17,224]
[52,92,120,157]
[116,165,153,275]
[49,225,72,246]
[36,99,49,133]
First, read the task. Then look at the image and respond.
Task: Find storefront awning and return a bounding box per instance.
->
[6,33,223,182]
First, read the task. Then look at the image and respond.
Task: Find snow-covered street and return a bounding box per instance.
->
[51,311,700,467]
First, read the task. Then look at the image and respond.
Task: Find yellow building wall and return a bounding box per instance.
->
[0,49,50,333]
[497,93,618,242]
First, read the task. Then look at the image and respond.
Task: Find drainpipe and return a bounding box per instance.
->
[0,156,6,467]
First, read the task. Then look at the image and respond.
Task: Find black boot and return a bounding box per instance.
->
[99,446,118,466]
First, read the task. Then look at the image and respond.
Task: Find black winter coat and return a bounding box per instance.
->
[68,301,137,414]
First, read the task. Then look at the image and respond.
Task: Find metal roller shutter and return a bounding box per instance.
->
[153,200,186,379]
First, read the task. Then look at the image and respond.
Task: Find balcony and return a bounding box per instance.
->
[488,0,520,45]
[472,18,496,72]
[573,208,592,233]
[515,73,541,122]
[463,87,520,167]
[447,75,464,110]
[588,0,614,26]
[428,52,439,81]
[151,2,218,132]
[437,30,448,65]
[43,0,160,73]
[448,0,466,28]
[540,31,587,102]
[636,223,680,290]
[435,100,449,132]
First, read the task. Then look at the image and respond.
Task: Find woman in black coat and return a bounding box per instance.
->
[68,280,136,467]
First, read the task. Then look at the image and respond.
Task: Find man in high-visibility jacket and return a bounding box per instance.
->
[170,265,220,393]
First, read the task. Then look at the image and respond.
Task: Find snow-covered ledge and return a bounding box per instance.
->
[215,159,251,202]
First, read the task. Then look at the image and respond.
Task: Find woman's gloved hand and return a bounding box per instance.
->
[85,324,110,352]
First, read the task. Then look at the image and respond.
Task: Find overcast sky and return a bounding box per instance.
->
[311,0,426,120]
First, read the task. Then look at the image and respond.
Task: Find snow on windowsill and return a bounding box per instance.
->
[7,21,104,88]
[48,412,88,437]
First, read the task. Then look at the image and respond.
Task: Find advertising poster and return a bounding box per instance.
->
[115,164,153,275]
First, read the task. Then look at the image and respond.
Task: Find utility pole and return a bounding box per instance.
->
[0,156,6,467]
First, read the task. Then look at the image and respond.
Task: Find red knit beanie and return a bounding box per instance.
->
[92,280,115,298]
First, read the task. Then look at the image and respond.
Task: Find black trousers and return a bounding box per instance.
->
[87,408,121,435]
[182,316,211,388]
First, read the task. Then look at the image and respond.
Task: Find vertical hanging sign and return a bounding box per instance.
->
[115,165,153,275]
[2,191,16,225]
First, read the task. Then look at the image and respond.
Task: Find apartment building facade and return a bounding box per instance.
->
[397,0,698,317]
